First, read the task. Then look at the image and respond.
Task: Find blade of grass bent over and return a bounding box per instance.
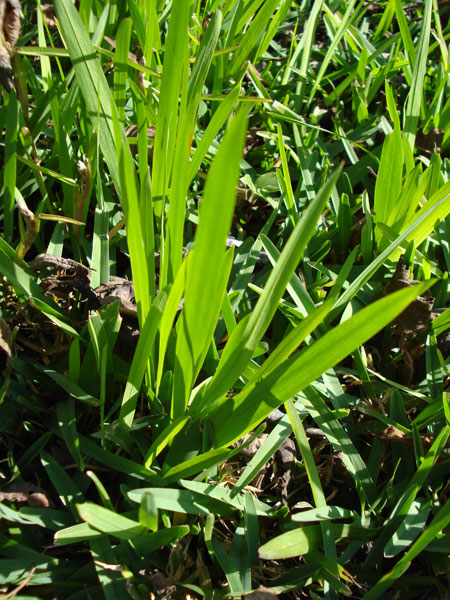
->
[195,166,343,417]
[211,282,434,447]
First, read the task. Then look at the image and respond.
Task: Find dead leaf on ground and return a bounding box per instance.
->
[0,482,52,508]
[244,586,279,600]
[0,317,12,378]
[385,257,433,339]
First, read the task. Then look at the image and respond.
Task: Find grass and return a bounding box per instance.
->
[1,0,450,598]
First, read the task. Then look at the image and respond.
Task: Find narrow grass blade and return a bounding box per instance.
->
[164,10,223,284]
[173,109,248,416]
[151,1,191,217]
[362,497,450,600]
[112,110,151,325]
[56,398,84,470]
[228,0,283,79]
[301,386,376,504]
[119,289,168,428]
[187,83,240,184]
[3,94,18,242]
[330,188,450,318]
[79,435,164,484]
[54,0,121,194]
[374,129,403,245]
[211,282,434,446]
[197,166,342,417]
[286,399,338,575]
[403,0,432,151]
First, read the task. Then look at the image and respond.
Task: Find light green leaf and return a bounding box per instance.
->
[77,502,145,539]
[211,282,434,446]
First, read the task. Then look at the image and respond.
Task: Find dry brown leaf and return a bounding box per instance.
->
[0,317,12,378]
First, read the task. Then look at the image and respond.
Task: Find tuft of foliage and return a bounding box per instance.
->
[0,1,450,598]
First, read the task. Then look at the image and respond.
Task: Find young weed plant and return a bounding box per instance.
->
[0,1,450,598]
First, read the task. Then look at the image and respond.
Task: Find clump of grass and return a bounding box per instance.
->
[0,1,449,598]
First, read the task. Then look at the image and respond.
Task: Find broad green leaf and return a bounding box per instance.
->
[259,522,376,560]
[291,506,356,522]
[132,526,191,557]
[138,492,159,531]
[128,487,235,517]
[152,1,191,217]
[384,498,431,558]
[77,503,145,539]
[180,480,272,516]
[55,522,103,545]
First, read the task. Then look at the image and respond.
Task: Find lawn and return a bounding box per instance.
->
[0,0,450,598]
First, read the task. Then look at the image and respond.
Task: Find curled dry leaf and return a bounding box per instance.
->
[244,586,279,600]
[3,0,20,48]
[0,0,21,92]
[0,482,52,508]
[0,317,12,378]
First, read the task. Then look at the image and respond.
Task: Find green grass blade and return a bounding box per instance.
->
[330,188,450,318]
[113,17,132,123]
[56,398,84,470]
[3,94,18,242]
[173,108,248,416]
[301,386,376,503]
[403,0,432,151]
[373,130,404,245]
[151,1,191,217]
[119,289,168,428]
[362,496,450,599]
[228,0,284,79]
[54,0,121,194]
[211,282,434,446]
[187,83,240,185]
[197,166,342,417]
[307,0,358,106]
